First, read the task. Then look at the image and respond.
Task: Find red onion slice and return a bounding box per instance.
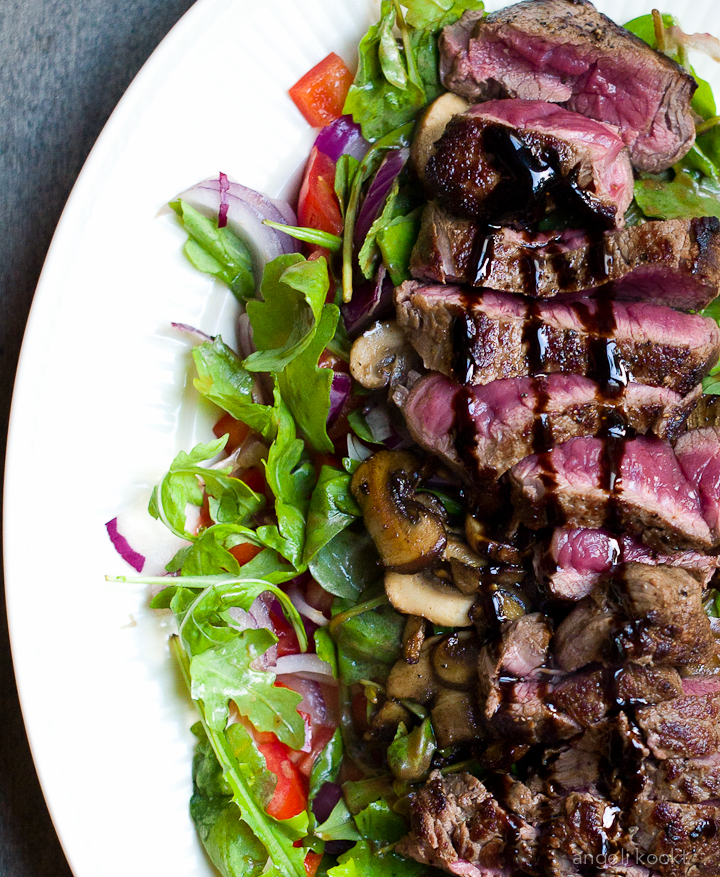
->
[175,175,299,284]
[287,584,329,627]
[353,147,409,249]
[328,372,352,426]
[340,264,394,338]
[274,654,335,681]
[315,115,368,163]
[106,518,145,572]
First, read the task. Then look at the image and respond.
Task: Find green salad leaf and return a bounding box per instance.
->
[344,0,484,142]
[148,437,264,541]
[170,199,255,302]
[191,629,305,746]
[635,169,720,220]
[192,336,276,438]
[303,467,362,566]
[309,529,381,601]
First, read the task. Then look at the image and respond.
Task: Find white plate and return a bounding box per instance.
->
[4,0,720,875]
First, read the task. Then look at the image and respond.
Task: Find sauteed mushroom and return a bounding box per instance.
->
[385,570,474,627]
[351,450,447,572]
[349,320,419,390]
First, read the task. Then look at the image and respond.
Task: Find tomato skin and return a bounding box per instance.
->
[213,412,251,453]
[271,611,301,658]
[256,738,308,820]
[241,465,267,497]
[304,850,323,877]
[298,147,343,263]
[228,542,262,566]
[289,53,353,128]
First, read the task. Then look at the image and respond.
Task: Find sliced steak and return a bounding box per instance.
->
[535,527,719,602]
[424,99,633,226]
[548,667,611,727]
[636,692,720,762]
[676,427,720,540]
[630,797,720,875]
[509,436,714,551]
[548,720,610,792]
[615,564,716,667]
[401,373,695,483]
[394,281,720,395]
[482,678,582,745]
[439,0,697,172]
[614,664,683,708]
[410,205,720,311]
[646,758,720,803]
[396,770,530,875]
[553,591,619,672]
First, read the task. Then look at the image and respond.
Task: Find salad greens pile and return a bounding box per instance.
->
[114,3,720,877]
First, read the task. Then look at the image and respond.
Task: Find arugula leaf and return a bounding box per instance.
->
[314,627,339,677]
[327,800,425,877]
[170,199,255,302]
[335,155,361,219]
[376,207,423,286]
[343,0,483,142]
[257,391,315,568]
[191,629,305,746]
[192,336,275,438]
[173,525,263,576]
[172,640,308,877]
[344,2,426,143]
[245,254,329,373]
[331,596,404,685]
[149,437,263,540]
[190,723,271,877]
[263,220,342,252]
[278,305,340,453]
[304,467,361,566]
[314,800,362,843]
[309,728,343,807]
[309,529,381,601]
[386,718,436,782]
[635,170,720,220]
[358,178,401,279]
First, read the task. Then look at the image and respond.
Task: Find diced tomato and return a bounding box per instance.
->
[294,723,336,778]
[213,412,251,453]
[228,542,262,566]
[289,53,353,128]
[311,452,342,475]
[304,850,323,877]
[271,611,302,658]
[257,738,308,820]
[298,147,343,264]
[319,350,350,374]
[241,465,267,497]
[196,493,213,532]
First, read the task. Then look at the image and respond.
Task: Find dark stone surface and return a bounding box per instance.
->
[0,2,196,874]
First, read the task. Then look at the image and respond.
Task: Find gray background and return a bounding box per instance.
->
[0,2,196,873]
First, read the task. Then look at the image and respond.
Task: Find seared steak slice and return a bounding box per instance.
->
[548,720,610,792]
[439,0,697,172]
[410,205,720,311]
[396,770,532,875]
[535,527,719,602]
[629,797,720,875]
[636,692,720,762]
[553,591,619,672]
[394,282,720,395]
[548,668,611,727]
[539,791,626,876]
[483,678,582,745]
[676,427,720,540]
[509,436,714,551]
[401,373,695,482]
[613,664,683,707]
[615,564,716,667]
[424,99,633,226]
[647,758,720,803]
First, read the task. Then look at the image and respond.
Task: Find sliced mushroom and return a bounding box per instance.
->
[402,615,427,664]
[432,631,480,691]
[444,536,489,594]
[431,688,483,749]
[465,513,525,565]
[387,634,442,703]
[385,570,474,627]
[369,698,414,741]
[351,450,447,573]
[412,92,470,183]
[349,320,420,390]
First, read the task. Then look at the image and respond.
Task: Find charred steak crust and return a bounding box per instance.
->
[423,99,634,226]
[439,0,697,172]
[394,282,720,395]
[409,205,720,311]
